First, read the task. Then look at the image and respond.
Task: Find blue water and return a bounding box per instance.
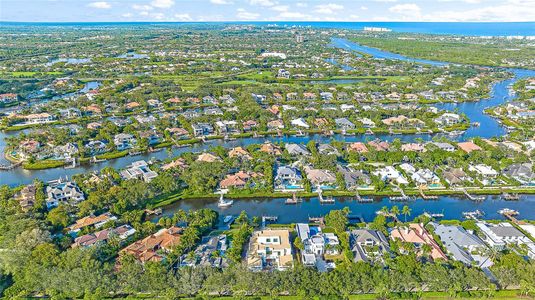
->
[158,195,535,225]
[2,22,534,36]
[330,38,447,66]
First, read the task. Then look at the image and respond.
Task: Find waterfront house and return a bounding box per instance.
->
[337,165,371,189]
[191,123,214,137]
[67,212,118,234]
[135,115,157,125]
[120,160,158,182]
[469,164,498,178]
[359,118,376,128]
[228,147,252,160]
[242,120,258,132]
[334,118,355,130]
[181,235,229,268]
[161,158,188,171]
[431,223,492,267]
[46,180,85,209]
[457,141,482,153]
[303,166,337,189]
[260,142,282,156]
[0,93,17,104]
[349,229,390,263]
[373,166,409,185]
[432,142,456,152]
[220,94,235,105]
[348,142,369,153]
[401,143,426,152]
[53,142,78,159]
[286,92,298,101]
[114,133,136,151]
[476,222,532,251]
[285,143,310,156]
[165,127,190,139]
[247,229,293,271]
[442,167,470,186]
[24,113,54,125]
[139,130,162,146]
[215,120,238,135]
[434,113,461,126]
[274,165,303,190]
[85,140,107,155]
[317,144,339,156]
[390,223,448,261]
[291,118,310,129]
[368,140,390,151]
[296,223,339,271]
[503,163,534,185]
[219,171,260,190]
[59,108,82,119]
[267,119,285,130]
[120,227,183,263]
[72,225,136,248]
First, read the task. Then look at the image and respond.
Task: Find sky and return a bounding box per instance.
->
[1,0,535,23]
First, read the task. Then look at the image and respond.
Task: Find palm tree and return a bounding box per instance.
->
[402,205,412,223]
[390,205,400,222]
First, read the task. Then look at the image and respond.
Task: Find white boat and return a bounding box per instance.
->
[217,194,233,208]
[498,208,519,215]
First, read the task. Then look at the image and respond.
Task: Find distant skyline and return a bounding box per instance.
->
[1,0,535,23]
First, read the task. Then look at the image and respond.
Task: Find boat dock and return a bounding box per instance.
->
[317,188,335,204]
[0,161,22,170]
[261,215,278,228]
[503,193,520,201]
[308,216,324,225]
[355,190,373,203]
[461,189,485,201]
[419,187,438,200]
[285,193,302,205]
[462,209,484,220]
[390,188,411,201]
[145,208,163,216]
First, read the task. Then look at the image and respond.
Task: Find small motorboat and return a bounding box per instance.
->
[217,194,233,208]
[223,215,234,223]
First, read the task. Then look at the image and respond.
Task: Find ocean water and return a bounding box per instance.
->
[1,21,534,36]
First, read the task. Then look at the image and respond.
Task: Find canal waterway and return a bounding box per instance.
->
[1,38,535,189]
[155,195,535,226]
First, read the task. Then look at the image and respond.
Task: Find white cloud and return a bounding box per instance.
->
[271,5,289,12]
[360,6,368,10]
[211,0,233,4]
[139,11,150,16]
[87,1,111,9]
[277,11,309,19]
[296,2,308,7]
[314,3,344,14]
[151,0,175,8]
[373,0,397,2]
[421,1,535,21]
[249,0,276,7]
[174,13,193,21]
[132,4,153,11]
[389,3,421,18]
[236,8,260,19]
[122,13,133,18]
